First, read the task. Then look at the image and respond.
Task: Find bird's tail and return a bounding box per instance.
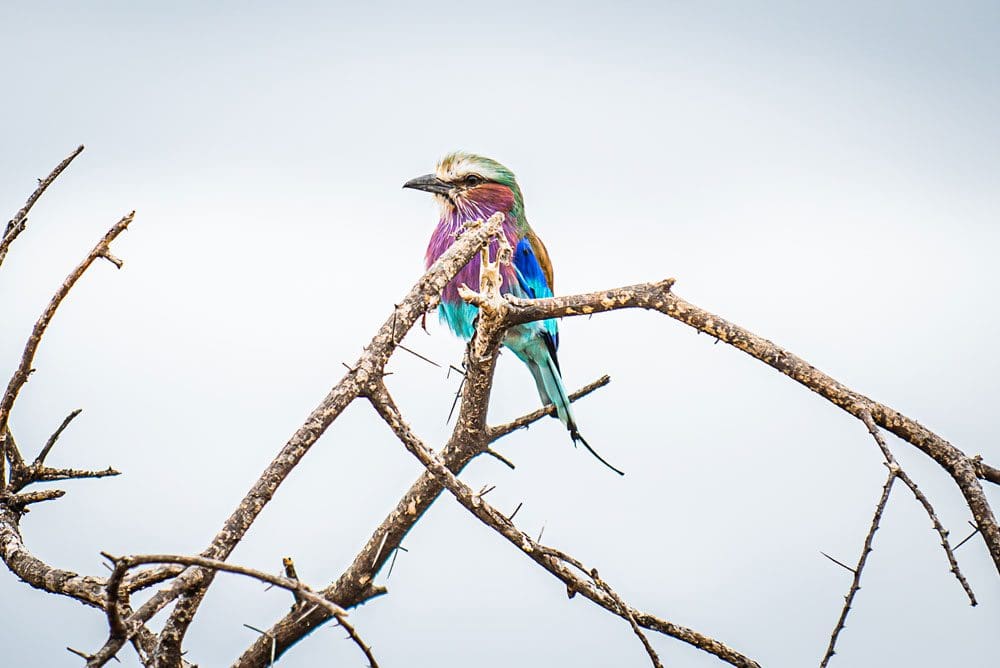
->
[524,348,625,476]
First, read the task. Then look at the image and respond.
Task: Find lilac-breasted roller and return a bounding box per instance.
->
[404,152,623,475]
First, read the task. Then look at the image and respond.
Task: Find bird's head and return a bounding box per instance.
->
[403,152,524,221]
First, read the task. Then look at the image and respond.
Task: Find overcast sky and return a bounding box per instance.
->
[1,1,998,666]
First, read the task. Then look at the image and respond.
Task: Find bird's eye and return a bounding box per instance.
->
[464,174,484,186]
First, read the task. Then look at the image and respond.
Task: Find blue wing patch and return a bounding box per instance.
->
[512,237,560,354]
[513,237,553,300]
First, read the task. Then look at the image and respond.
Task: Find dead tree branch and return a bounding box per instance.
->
[820,469,896,667]
[35,409,83,468]
[366,379,758,668]
[858,410,976,605]
[233,373,608,666]
[502,284,1000,572]
[0,211,134,444]
[91,553,376,668]
[3,154,996,668]
[0,145,85,269]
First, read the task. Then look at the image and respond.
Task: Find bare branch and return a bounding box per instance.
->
[503,281,1000,573]
[0,505,107,608]
[5,489,65,508]
[122,564,185,593]
[367,381,759,668]
[974,458,1000,486]
[92,553,374,668]
[233,374,648,667]
[592,568,664,668]
[820,470,895,667]
[858,411,976,605]
[4,161,991,668]
[29,466,120,484]
[0,145,85,269]
[0,212,134,441]
[35,408,83,467]
[487,375,611,441]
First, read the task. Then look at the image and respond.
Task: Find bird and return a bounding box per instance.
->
[404,151,623,475]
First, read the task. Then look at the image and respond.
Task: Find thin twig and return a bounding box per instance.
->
[484,448,516,470]
[820,470,896,667]
[592,568,664,668]
[35,409,83,467]
[0,212,134,439]
[859,410,976,605]
[487,375,611,441]
[0,145,85,269]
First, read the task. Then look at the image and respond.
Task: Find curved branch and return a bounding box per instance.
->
[0,506,107,608]
[93,554,375,668]
[504,281,1000,572]
[0,211,134,441]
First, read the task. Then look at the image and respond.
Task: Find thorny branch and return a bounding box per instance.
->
[366,379,757,667]
[820,470,896,668]
[502,284,1000,571]
[858,410,976,605]
[234,372,610,665]
[2,150,997,668]
[819,411,981,664]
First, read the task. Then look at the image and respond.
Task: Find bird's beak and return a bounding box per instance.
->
[402,173,452,196]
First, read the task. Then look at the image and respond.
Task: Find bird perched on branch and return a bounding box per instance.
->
[404,152,623,475]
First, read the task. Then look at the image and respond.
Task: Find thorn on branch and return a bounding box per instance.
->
[371,533,390,569]
[820,469,895,668]
[820,551,857,575]
[446,374,466,424]
[396,344,441,368]
[857,409,977,606]
[386,545,408,579]
[954,524,981,551]
[67,646,94,661]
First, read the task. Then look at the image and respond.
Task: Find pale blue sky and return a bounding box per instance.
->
[1,2,998,666]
